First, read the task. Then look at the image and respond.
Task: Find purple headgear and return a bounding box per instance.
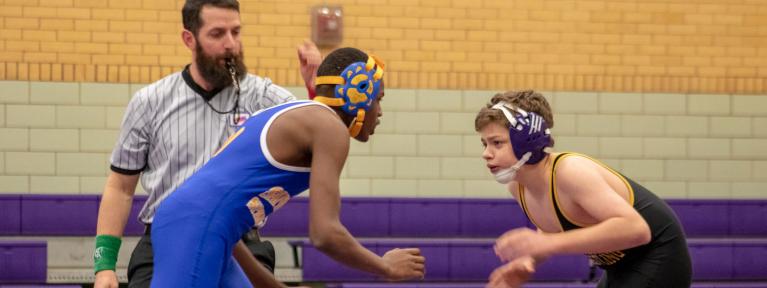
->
[491,101,552,165]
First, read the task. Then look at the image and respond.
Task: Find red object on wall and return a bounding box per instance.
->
[311,5,343,47]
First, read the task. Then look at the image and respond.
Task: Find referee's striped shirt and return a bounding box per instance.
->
[110,65,296,224]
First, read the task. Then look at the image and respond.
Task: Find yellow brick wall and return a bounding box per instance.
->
[1,0,766,93]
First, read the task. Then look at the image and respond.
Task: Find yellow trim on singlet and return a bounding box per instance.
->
[518,183,565,232]
[551,152,635,229]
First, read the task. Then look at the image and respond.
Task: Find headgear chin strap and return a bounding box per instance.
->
[491,101,553,166]
[313,54,385,137]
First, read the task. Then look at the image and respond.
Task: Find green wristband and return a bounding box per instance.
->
[94,234,122,273]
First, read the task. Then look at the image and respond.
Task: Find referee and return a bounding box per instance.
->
[92,1,321,287]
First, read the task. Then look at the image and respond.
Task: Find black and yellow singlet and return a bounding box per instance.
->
[519,152,692,288]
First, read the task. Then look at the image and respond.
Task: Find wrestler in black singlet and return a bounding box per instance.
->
[519,153,692,288]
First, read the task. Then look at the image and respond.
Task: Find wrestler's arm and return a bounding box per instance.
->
[305,111,423,281]
[233,240,286,288]
[305,113,389,275]
[542,157,651,255]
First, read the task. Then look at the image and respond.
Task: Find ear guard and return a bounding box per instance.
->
[313,54,385,137]
[491,101,553,165]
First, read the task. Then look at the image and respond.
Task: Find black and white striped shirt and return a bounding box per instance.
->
[110,65,296,223]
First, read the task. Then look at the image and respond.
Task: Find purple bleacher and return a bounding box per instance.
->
[667,199,767,237]
[0,286,81,288]
[326,283,596,288]
[259,197,310,236]
[0,241,47,284]
[732,240,767,279]
[5,195,767,238]
[448,241,497,281]
[294,239,593,282]
[389,198,461,237]
[448,242,590,282]
[291,239,378,281]
[326,284,487,288]
[326,283,767,288]
[727,200,767,236]
[689,238,767,281]
[532,255,591,281]
[692,283,767,288]
[20,195,99,235]
[668,200,731,237]
[0,195,21,235]
[459,199,529,237]
[122,196,148,236]
[341,198,391,237]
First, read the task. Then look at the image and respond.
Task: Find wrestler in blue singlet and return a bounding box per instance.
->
[150,100,326,287]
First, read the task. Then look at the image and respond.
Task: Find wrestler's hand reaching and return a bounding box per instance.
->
[495,227,551,262]
[487,256,536,288]
[381,248,426,281]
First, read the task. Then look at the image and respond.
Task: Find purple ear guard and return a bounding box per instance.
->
[491,102,553,165]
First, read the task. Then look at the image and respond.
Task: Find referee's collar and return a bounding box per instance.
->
[182,64,226,101]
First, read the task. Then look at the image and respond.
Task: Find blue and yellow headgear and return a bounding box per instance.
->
[313,54,385,137]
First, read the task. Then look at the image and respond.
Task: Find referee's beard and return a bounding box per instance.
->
[195,43,247,91]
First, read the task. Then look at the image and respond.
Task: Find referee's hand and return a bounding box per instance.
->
[94,270,119,288]
[297,39,321,96]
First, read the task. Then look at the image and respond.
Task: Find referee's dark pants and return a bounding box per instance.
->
[126,225,275,287]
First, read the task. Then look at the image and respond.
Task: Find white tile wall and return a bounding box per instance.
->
[643,93,686,115]
[0,175,28,192]
[440,112,477,134]
[56,106,106,128]
[0,82,764,200]
[599,137,643,158]
[576,115,621,136]
[30,129,79,152]
[0,128,29,150]
[393,111,440,133]
[30,82,79,104]
[687,182,731,198]
[371,179,417,197]
[417,89,462,111]
[80,83,131,106]
[80,129,119,152]
[709,160,752,181]
[688,138,731,159]
[385,89,417,111]
[687,94,730,116]
[370,134,417,156]
[732,95,767,116]
[395,157,441,179]
[6,105,56,127]
[710,117,752,137]
[0,81,30,104]
[339,178,372,197]
[30,176,79,193]
[599,92,643,114]
[80,176,107,194]
[643,138,687,158]
[731,182,767,198]
[621,159,664,181]
[621,115,665,137]
[6,152,55,175]
[55,153,107,176]
[665,160,708,181]
[418,134,463,156]
[553,91,598,113]
[417,179,464,197]
[665,116,709,137]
